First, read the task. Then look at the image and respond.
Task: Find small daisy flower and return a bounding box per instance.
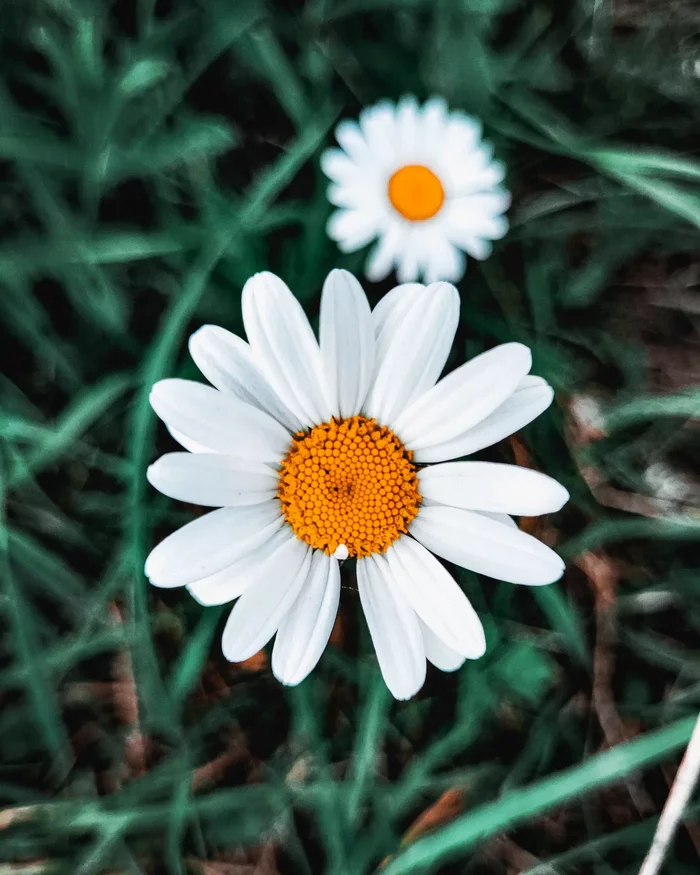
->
[146,270,567,700]
[321,96,510,284]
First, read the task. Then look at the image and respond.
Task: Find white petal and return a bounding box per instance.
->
[394,343,532,450]
[410,504,565,586]
[320,269,375,418]
[356,554,426,700]
[363,282,460,426]
[147,453,278,507]
[321,147,359,182]
[460,236,493,261]
[365,223,403,282]
[396,220,435,283]
[520,375,549,389]
[444,112,482,154]
[394,226,422,283]
[477,511,517,529]
[371,282,425,344]
[395,95,420,161]
[272,551,341,685]
[418,462,569,516]
[443,193,510,242]
[372,281,427,377]
[385,536,485,658]
[422,233,466,283]
[189,326,302,432]
[420,620,466,672]
[167,425,211,454]
[186,564,249,606]
[420,97,449,156]
[221,536,312,663]
[242,272,332,427]
[334,119,372,166]
[358,100,398,166]
[144,502,283,588]
[443,157,506,196]
[150,378,291,463]
[327,180,362,209]
[413,376,553,463]
[327,181,384,212]
[186,526,292,606]
[443,146,504,194]
[327,208,381,251]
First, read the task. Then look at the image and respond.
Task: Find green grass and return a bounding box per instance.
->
[2,0,700,873]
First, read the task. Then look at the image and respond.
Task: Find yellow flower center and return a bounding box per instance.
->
[277,416,421,559]
[388,164,445,221]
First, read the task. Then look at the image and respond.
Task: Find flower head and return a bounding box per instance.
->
[321,96,510,284]
[146,270,567,699]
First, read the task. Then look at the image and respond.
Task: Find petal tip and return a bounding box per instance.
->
[504,342,533,372]
[335,117,361,143]
[271,663,303,688]
[470,633,487,660]
[389,677,424,701]
[243,271,280,297]
[325,267,356,286]
[143,555,160,586]
[553,484,570,512]
[545,553,566,584]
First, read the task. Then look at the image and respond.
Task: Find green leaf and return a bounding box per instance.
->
[8,373,132,490]
[168,608,222,708]
[115,118,238,179]
[492,640,556,703]
[606,389,700,430]
[530,586,589,667]
[118,58,171,95]
[563,517,700,559]
[589,147,700,183]
[346,670,391,823]
[383,715,698,875]
[612,175,700,230]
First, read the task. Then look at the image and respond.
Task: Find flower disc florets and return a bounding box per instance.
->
[277,415,421,558]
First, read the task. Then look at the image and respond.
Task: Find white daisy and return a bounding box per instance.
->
[146,270,567,700]
[321,96,510,285]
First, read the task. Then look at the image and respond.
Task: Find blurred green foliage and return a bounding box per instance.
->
[2,0,700,873]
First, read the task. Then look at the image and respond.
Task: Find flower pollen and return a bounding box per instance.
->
[278,416,421,558]
[388,164,445,222]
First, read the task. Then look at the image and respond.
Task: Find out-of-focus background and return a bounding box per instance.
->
[2,1,700,873]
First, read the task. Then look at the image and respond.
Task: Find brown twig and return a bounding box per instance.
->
[238,650,268,673]
[191,735,249,793]
[400,788,464,846]
[109,602,148,779]
[378,789,464,870]
[193,841,279,875]
[488,835,541,873]
[576,552,654,816]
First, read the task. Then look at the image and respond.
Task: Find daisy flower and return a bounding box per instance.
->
[321,96,510,284]
[145,270,567,700]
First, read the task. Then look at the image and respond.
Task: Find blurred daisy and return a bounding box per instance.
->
[321,96,510,284]
[146,270,567,699]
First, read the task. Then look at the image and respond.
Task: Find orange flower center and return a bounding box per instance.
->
[277,416,421,559]
[388,164,445,221]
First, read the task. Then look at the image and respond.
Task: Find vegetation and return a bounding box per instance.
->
[2,1,700,872]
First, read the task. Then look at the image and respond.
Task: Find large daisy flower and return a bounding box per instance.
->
[321,96,510,284]
[146,270,567,699]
